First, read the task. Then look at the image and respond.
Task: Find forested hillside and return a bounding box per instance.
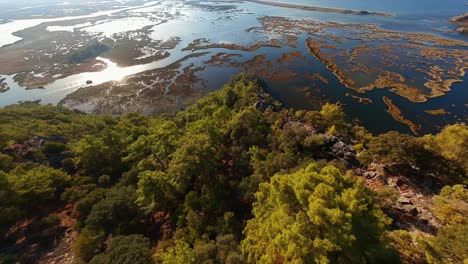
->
[0,75,466,263]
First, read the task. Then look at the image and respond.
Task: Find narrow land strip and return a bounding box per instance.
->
[240,0,392,16]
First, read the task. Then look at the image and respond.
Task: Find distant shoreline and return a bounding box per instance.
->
[241,0,392,17]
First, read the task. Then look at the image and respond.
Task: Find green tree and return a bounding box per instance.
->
[422,185,468,263]
[72,129,124,177]
[241,163,395,264]
[85,186,146,234]
[136,170,176,211]
[168,132,219,194]
[229,107,269,148]
[7,166,71,207]
[358,131,416,165]
[319,103,346,132]
[72,188,107,223]
[153,240,195,264]
[423,123,468,177]
[73,227,106,263]
[433,184,467,226]
[216,234,244,263]
[0,153,14,172]
[0,172,21,236]
[125,119,180,172]
[89,234,152,264]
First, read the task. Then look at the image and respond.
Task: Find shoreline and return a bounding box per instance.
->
[240,0,392,17]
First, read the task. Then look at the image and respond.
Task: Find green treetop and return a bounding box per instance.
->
[241,163,396,264]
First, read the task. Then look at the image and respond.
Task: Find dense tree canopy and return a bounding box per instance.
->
[423,185,468,263]
[423,124,468,181]
[241,163,395,263]
[0,74,466,263]
[89,234,152,264]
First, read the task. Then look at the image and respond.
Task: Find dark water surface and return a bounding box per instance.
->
[0,0,466,134]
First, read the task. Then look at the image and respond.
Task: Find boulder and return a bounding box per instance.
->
[253,100,270,111]
[374,174,387,184]
[363,171,377,179]
[326,136,358,165]
[397,197,412,205]
[402,192,413,198]
[396,204,418,216]
[387,177,404,187]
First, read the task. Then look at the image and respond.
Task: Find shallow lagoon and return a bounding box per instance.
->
[0,0,467,134]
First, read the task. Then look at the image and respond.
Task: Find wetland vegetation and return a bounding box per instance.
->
[0,0,467,262]
[0,0,466,134]
[69,42,112,64]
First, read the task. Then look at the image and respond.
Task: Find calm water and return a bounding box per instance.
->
[269,0,465,15]
[0,0,467,134]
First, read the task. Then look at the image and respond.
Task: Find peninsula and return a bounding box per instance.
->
[240,0,392,16]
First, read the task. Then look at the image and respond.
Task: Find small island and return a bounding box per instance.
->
[0,77,9,93]
[425,109,450,115]
[450,13,468,33]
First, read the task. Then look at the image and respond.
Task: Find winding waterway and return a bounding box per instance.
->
[0,0,466,134]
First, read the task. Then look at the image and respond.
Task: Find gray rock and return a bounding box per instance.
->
[402,192,413,198]
[313,134,357,165]
[363,171,377,179]
[397,204,418,216]
[387,177,404,187]
[374,174,387,184]
[332,141,345,149]
[253,100,270,111]
[397,197,412,205]
[419,210,433,221]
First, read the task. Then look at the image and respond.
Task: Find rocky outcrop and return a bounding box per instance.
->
[309,134,358,166]
[278,119,357,166]
[359,164,441,234]
[253,99,272,111]
[0,77,9,93]
[331,141,357,164]
[37,229,76,264]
